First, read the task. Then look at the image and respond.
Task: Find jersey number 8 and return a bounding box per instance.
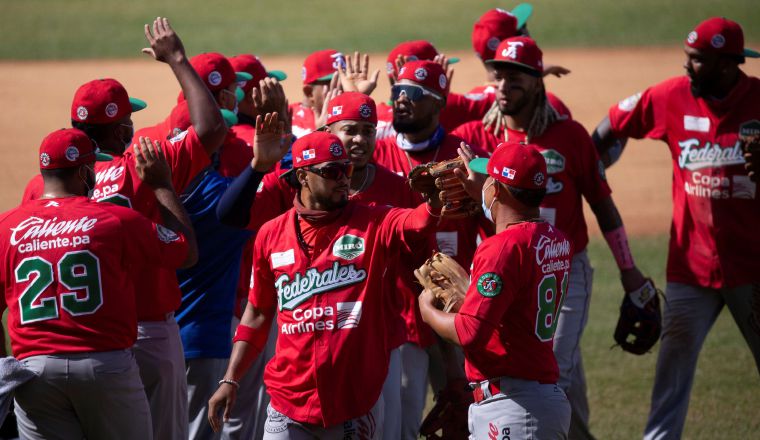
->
[535,271,568,342]
[15,250,103,324]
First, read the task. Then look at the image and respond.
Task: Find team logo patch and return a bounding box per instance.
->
[332,234,365,260]
[208,71,222,86]
[301,66,307,81]
[477,272,503,297]
[533,172,545,186]
[487,37,501,51]
[502,41,524,60]
[156,224,180,243]
[687,31,698,44]
[76,106,88,120]
[501,166,516,180]
[617,92,642,112]
[329,143,343,157]
[711,34,725,49]
[739,120,760,138]
[331,105,343,116]
[540,149,566,174]
[438,74,447,89]
[105,102,118,118]
[414,67,428,81]
[386,61,395,75]
[359,103,372,118]
[302,149,316,160]
[39,153,50,167]
[64,146,80,162]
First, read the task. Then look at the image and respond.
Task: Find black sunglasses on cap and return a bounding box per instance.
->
[391,84,442,102]
[306,162,354,180]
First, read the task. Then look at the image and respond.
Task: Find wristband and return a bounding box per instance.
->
[232,323,267,353]
[603,226,635,271]
[218,378,240,388]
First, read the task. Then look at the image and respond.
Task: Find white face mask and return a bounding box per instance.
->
[481,180,496,223]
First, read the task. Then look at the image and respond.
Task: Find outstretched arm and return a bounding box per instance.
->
[591,116,629,168]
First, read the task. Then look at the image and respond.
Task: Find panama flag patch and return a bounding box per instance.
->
[331,105,342,116]
[303,149,316,160]
[502,167,516,180]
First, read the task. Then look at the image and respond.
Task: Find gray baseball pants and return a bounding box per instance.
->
[186,357,228,440]
[399,342,429,440]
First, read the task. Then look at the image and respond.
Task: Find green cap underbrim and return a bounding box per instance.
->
[744,48,760,58]
[235,72,253,82]
[448,57,460,64]
[511,3,533,29]
[469,157,489,175]
[220,109,238,128]
[268,70,288,81]
[129,97,147,112]
[95,152,113,162]
[317,73,336,82]
[235,87,245,102]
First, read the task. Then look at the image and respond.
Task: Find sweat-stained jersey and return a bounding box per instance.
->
[453,118,611,254]
[455,221,572,383]
[251,202,435,427]
[608,73,760,289]
[0,196,188,360]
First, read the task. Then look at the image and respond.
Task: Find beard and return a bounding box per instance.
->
[393,112,434,134]
[688,69,722,98]
[313,190,349,211]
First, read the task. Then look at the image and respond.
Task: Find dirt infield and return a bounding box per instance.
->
[2,48,757,234]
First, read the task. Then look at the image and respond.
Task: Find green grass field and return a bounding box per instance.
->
[1,0,758,59]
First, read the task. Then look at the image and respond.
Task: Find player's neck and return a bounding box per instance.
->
[494,207,541,233]
[350,164,374,194]
[40,180,86,200]
[504,105,535,133]
[402,121,439,144]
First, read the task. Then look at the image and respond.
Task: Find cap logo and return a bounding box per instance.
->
[208,71,222,86]
[711,34,725,49]
[331,52,347,70]
[329,143,344,157]
[303,149,316,160]
[503,41,525,60]
[414,67,428,81]
[76,106,88,121]
[487,37,501,51]
[501,167,516,180]
[301,66,307,81]
[438,74,447,89]
[359,103,372,118]
[105,102,118,118]
[687,31,698,44]
[65,146,80,162]
[40,153,51,167]
[533,172,545,186]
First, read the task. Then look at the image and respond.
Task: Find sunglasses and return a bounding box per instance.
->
[306,162,354,180]
[390,84,442,102]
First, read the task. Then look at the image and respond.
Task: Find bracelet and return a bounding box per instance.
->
[218,378,240,388]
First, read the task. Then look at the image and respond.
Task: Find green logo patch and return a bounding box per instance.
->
[332,235,365,260]
[540,149,566,174]
[739,120,760,138]
[477,272,503,297]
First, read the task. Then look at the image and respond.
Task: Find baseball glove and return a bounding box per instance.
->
[419,378,472,440]
[613,279,663,355]
[414,252,469,313]
[739,128,760,182]
[408,157,479,219]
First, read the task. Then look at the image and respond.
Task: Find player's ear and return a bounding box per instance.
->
[296,168,308,188]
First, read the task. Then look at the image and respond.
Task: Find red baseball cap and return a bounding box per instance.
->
[189,53,253,94]
[397,60,449,97]
[302,49,346,84]
[469,141,546,190]
[472,4,533,61]
[229,54,287,94]
[325,92,378,126]
[686,17,760,59]
[385,40,459,78]
[39,128,112,170]
[290,131,348,169]
[486,36,543,76]
[71,78,147,124]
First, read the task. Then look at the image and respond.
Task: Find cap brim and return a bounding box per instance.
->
[279,167,296,180]
[129,97,147,112]
[235,87,245,102]
[469,158,489,175]
[448,57,460,64]
[95,152,113,162]
[511,3,533,29]
[744,48,760,58]
[317,73,336,82]
[268,70,288,81]
[484,59,542,76]
[220,109,238,128]
[235,72,253,81]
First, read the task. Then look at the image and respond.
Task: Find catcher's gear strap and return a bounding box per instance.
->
[602,225,634,271]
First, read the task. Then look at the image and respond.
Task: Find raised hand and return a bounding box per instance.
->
[252,112,291,172]
[338,51,381,95]
[134,136,173,189]
[543,64,571,78]
[142,17,185,65]
[433,54,455,91]
[453,142,486,203]
[314,85,342,129]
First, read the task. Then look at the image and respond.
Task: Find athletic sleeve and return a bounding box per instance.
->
[377,203,438,250]
[454,239,519,349]
[160,126,212,193]
[547,92,572,119]
[440,93,491,131]
[113,206,189,270]
[249,226,277,311]
[573,123,612,205]
[21,175,43,203]
[215,165,267,229]
[608,81,670,141]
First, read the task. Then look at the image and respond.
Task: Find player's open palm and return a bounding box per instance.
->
[134,136,173,189]
[339,51,380,96]
[252,112,291,172]
[142,17,186,64]
[208,385,237,432]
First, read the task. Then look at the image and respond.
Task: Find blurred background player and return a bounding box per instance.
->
[291,49,347,137]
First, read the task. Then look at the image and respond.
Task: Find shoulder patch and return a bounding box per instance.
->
[156,224,180,243]
[169,130,189,143]
[477,272,503,297]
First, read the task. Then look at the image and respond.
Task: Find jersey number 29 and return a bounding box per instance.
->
[535,271,568,342]
[15,250,103,324]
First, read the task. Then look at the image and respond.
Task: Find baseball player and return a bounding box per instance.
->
[453,36,648,439]
[21,17,228,440]
[290,49,347,138]
[591,17,760,439]
[206,129,444,439]
[1,129,195,439]
[419,141,572,439]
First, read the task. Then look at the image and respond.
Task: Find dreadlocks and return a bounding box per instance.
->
[482,81,560,143]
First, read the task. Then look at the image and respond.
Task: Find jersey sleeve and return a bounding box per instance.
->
[246,171,295,231]
[249,226,277,312]
[607,82,668,141]
[572,123,612,205]
[440,93,491,131]
[161,126,212,193]
[114,206,189,270]
[454,239,519,349]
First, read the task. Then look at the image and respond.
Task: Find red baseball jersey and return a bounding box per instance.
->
[231,122,255,148]
[453,119,610,254]
[608,73,760,288]
[376,101,395,140]
[373,133,492,269]
[251,202,433,426]
[0,197,188,360]
[217,131,253,178]
[22,127,209,320]
[465,86,573,120]
[455,221,572,383]
[290,102,317,138]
